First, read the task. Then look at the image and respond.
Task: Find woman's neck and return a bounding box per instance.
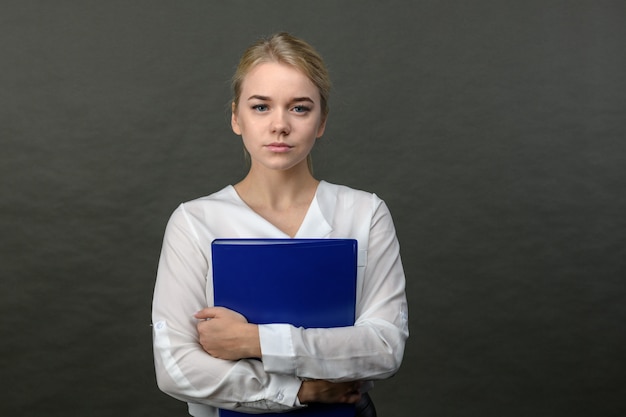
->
[234,166,319,211]
[234,166,320,237]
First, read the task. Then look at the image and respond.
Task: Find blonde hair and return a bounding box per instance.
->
[232,32,331,120]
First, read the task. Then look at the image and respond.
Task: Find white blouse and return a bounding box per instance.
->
[152,181,409,417]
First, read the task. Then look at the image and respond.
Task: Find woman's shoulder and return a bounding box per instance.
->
[319,180,383,205]
[317,181,388,222]
[170,185,241,217]
[186,185,238,205]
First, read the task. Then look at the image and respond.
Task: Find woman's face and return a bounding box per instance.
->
[231,62,326,173]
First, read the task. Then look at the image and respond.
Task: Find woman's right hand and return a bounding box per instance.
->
[297,380,362,405]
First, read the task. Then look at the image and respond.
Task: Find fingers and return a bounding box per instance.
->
[299,380,364,404]
[194,308,215,320]
[342,390,362,404]
[341,381,362,404]
[194,307,249,324]
[194,306,225,320]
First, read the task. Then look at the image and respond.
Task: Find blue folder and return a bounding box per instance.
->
[211,238,358,417]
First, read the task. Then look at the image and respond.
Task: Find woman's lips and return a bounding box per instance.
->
[265,142,293,153]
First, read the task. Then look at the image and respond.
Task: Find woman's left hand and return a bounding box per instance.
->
[195,307,261,360]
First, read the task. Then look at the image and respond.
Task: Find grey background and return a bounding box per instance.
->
[1,1,625,416]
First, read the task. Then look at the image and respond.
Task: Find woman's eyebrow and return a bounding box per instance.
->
[246,95,315,104]
[247,95,270,101]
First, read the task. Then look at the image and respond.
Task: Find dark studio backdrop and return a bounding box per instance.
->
[1,1,625,416]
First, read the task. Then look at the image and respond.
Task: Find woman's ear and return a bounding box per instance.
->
[231,102,242,135]
[316,115,328,139]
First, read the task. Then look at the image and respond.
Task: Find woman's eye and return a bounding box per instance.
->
[292,105,311,113]
[252,104,268,112]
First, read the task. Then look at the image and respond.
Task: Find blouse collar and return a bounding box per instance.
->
[226,180,334,239]
[295,181,333,238]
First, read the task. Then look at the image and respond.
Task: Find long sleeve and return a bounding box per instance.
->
[152,204,303,414]
[258,191,409,381]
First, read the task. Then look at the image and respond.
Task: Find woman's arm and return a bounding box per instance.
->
[195,197,409,382]
[259,198,409,381]
[192,308,363,404]
[152,205,302,412]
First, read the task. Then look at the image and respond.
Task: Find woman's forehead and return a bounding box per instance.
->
[241,62,319,97]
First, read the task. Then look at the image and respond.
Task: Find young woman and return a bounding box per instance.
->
[152,32,408,417]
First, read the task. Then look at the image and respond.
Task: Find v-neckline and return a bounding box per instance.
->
[228,181,332,238]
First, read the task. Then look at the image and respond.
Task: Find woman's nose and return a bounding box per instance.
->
[270,110,290,135]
